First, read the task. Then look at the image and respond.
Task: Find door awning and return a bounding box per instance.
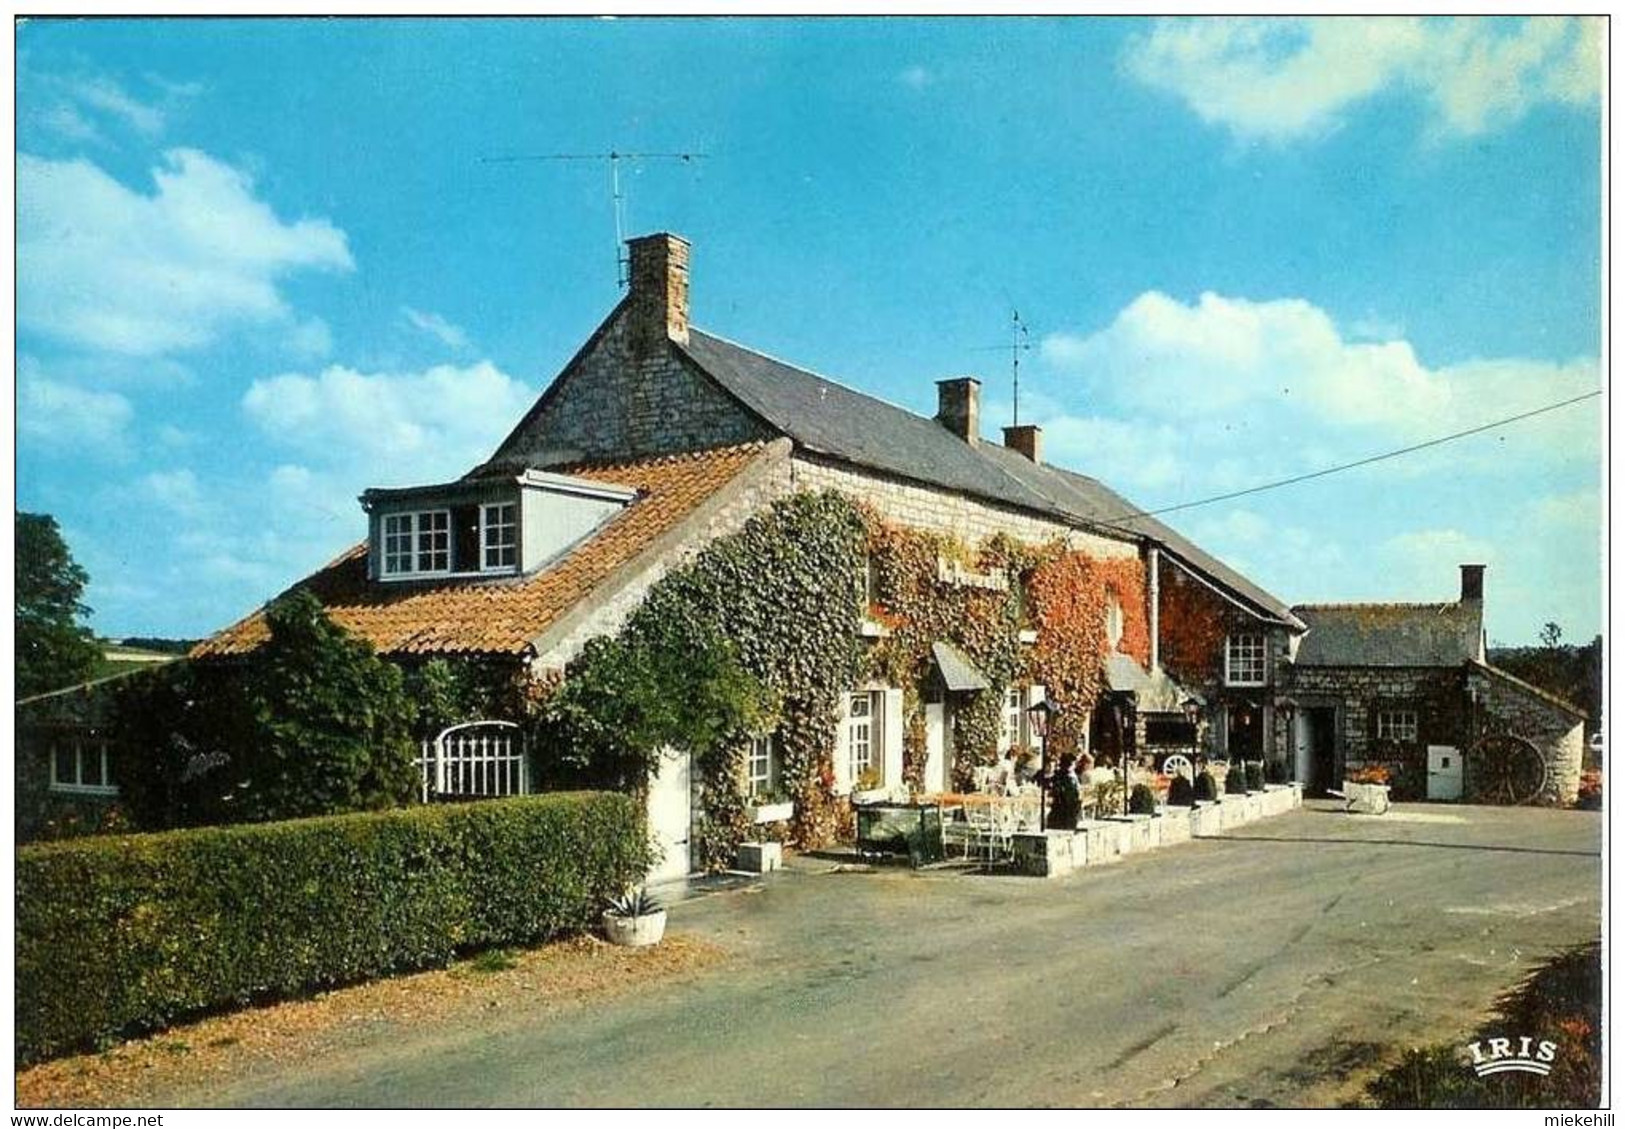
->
[931,640,992,693]
[1104,653,1202,713]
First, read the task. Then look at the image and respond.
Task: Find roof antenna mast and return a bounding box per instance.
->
[478,150,708,286]
[1010,308,1031,426]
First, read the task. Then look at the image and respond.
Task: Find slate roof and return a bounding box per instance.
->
[1290,602,1482,667]
[681,329,1301,627]
[193,444,771,660]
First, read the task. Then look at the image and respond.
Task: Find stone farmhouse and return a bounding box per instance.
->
[23,232,1584,867]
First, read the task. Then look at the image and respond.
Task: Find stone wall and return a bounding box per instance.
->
[1468,665,1585,805]
[789,454,1138,560]
[1287,665,1466,797]
[492,307,774,468]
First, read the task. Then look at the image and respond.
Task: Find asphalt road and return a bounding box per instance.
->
[192,801,1601,1108]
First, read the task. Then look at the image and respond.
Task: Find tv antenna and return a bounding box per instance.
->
[1009,309,1032,426]
[478,150,708,286]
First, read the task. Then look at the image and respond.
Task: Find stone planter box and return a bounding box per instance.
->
[1106,814,1156,854]
[1012,830,1081,878]
[1343,781,1392,815]
[1158,809,1192,844]
[736,841,783,873]
[1243,794,1265,822]
[746,800,795,824]
[1074,819,1122,865]
[1190,801,1224,837]
[1219,795,1252,829]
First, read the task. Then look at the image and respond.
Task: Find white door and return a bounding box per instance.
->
[1294,713,1311,785]
[647,747,692,883]
[924,703,946,792]
[1427,745,1463,801]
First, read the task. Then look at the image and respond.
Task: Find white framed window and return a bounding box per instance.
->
[382,510,451,577]
[1225,633,1267,687]
[747,734,779,797]
[1104,593,1124,650]
[846,692,880,785]
[50,736,117,796]
[1000,686,1026,751]
[481,502,518,571]
[1376,709,1419,742]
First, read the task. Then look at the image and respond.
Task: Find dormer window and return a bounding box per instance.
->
[482,503,517,570]
[382,510,450,577]
[362,469,636,584]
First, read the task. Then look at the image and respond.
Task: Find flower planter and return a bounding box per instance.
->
[747,800,795,824]
[1342,781,1392,815]
[602,909,667,947]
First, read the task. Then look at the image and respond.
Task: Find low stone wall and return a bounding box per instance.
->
[1011,784,1302,878]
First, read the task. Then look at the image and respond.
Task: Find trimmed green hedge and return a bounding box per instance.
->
[17,792,649,1064]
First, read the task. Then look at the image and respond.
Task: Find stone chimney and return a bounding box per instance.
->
[626,232,690,353]
[1002,424,1042,465]
[1460,563,1485,603]
[936,377,981,446]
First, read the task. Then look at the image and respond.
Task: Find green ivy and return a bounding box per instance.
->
[541,491,866,867]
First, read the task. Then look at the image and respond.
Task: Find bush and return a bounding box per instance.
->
[1128,783,1157,815]
[1224,766,1247,795]
[1264,759,1288,785]
[113,590,418,828]
[1194,771,1218,802]
[1165,775,1195,806]
[1576,769,1602,810]
[1245,761,1265,792]
[16,791,649,1064]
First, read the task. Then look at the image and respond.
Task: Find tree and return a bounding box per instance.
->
[16,512,102,698]
[114,589,418,827]
[1540,622,1564,649]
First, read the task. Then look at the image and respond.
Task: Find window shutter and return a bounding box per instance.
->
[833,693,853,794]
[882,688,904,790]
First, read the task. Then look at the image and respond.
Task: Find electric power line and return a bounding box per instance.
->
[1100,389,1602,526]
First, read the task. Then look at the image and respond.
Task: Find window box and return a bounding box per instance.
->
[747,800,795,824]
[852,787,890,806]
[858,618,892,638]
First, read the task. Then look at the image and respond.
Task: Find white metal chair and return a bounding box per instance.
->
[1162,754,1194,782]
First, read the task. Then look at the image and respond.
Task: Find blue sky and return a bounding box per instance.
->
[15,16,1603,644]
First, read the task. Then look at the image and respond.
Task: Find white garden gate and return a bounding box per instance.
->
[417,720,530,801]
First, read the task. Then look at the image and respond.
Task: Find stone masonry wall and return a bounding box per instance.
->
[494,307,773,468]
[1469,666,1584,805]
[1287,665,1466,797]
[789,454,1139,561]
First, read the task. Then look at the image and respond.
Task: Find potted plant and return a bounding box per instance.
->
[602,887,667,947]
[746,786,795,824]
[1223,765,1248,796]
[1342,764,1393,815]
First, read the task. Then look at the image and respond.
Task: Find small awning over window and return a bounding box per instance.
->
[931,640,991,693]
[1104,653,1202,713]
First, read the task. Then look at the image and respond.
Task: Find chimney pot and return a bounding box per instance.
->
[1460,563,1486,602]
[625,232,690,352]
[936,377,981,446]
[1003,424,1043,465]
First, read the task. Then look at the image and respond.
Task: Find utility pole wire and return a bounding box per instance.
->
[1102,389,1602,525]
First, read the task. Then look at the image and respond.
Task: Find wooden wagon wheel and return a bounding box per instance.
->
[1467,733,1548,805]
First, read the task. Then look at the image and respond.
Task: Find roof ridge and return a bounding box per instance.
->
[1295,601,1461,611]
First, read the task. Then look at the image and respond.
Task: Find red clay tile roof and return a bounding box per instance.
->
[192,443,770,660]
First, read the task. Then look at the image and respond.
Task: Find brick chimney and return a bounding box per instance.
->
[626,232,690,353]
[936,377,981,446]
[1003,424,1042,465]
[1460,563,1485,602]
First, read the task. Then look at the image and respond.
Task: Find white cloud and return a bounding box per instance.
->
[242,360,534,486]
[140,468,206,517]
[18,359,134,454]
[1123,16,1601,142]
[1041,290,1599,460]
[68,74,165,135]
[18,148,353,356]
[899,65,934,89]
[288,317,335,360]
[402,306,471,351]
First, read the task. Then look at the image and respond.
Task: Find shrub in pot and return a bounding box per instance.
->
[603,886,666,947]
[1264,759,1288,785]
[1224,766,1247,795]
[1128,783,1157,815]
[1194,771,1219,803]
[1245,761,1265,792]
[1165,775,1195,807]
